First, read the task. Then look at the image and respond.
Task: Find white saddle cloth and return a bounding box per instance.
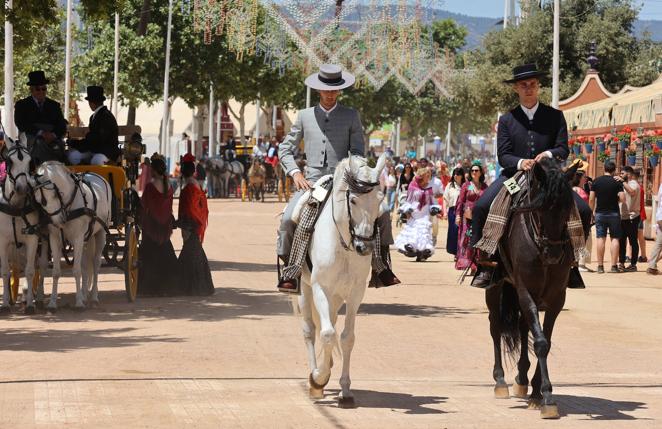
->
[291,175,333,224]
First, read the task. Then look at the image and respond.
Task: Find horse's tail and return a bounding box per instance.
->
[500,282,521,359]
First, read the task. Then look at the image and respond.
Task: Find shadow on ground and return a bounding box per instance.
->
[318,388,448,414]
[509,394,648,420]
[355,303,483,318]
[0,327,182,352]
[208,260,275,272]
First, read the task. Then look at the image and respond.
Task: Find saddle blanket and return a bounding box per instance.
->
[291,175,333,225]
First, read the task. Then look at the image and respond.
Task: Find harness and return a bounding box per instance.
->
[0,142,40,248]
[35,172,111,242]
[332,172,380,252]
[510,170,570,265]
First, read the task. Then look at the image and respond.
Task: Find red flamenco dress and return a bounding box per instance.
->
[178,182,214,296]
[138,182,182,296]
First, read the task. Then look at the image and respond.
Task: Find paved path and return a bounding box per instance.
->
[1,196,661,428]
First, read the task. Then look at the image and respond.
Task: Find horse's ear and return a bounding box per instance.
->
[533,161,546,183]
[564,164,579,182]
[372,153,388,182]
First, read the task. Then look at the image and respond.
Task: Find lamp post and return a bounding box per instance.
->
[64,0,73,121]
[113,12,120,117]
[161,0,174,165]
[4,0,15,139]
[552,0,560,108]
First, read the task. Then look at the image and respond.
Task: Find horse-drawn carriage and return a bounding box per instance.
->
[66,125,142,302]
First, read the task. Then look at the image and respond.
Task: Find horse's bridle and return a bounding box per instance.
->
[2,143,32,202]
[33,174,80,218]
[332,173,380,252]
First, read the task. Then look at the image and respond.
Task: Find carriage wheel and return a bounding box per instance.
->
[123,224,139,302]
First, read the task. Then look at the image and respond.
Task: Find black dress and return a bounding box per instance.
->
[178,230,214,296]
[137,183,182,296]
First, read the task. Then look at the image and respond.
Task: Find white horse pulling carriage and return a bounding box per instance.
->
[293,153,388,408]
[0,124,142,313]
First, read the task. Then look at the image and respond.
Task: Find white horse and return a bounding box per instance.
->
[218,157,245,198]
[0,133,48,314]
[32,161,111,311]
[294,153,387,408]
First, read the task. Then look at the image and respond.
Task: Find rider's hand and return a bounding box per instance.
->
[534,153,548,163]
[292,172,310,191]
[520,159,536,171]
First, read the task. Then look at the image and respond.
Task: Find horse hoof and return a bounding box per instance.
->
[512,383,528,399]
[338,396,356,409]
[527,398,542,410]
[24,305,36,315]
[89,300,100,309]
[540,404,560,419]
[47,306,57,314]
[494,384,510,399]
[0,306,11,314]
[309,386,324,400]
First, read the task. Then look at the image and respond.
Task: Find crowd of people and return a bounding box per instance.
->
[382,152,662,277]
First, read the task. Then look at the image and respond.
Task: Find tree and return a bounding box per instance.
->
[430,18,468,55]
[463,0,656,117]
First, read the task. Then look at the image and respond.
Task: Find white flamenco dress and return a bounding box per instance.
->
[394,180,440,257]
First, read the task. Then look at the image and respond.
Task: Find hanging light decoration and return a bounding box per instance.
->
[192,0,260,59]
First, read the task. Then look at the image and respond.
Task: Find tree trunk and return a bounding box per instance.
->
[127,0,151,126]
[238,103,246,145]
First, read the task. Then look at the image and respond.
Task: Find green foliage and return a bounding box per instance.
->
[429,18,468,55]
[464,0,658,117]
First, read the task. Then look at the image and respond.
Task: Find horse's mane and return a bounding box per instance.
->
[336,156,378,194]
[525,157,574,213]
[36,160,67,177]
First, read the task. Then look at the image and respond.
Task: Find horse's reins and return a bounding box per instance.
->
[512,168,568,251]
[332,173,380,252]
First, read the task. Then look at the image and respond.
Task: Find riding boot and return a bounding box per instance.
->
[567,266,586,289]
[471,256,497,289]
[368,245,401,288]
[277,201,320,295]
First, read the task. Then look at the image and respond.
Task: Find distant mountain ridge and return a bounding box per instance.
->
[427,9,662,50]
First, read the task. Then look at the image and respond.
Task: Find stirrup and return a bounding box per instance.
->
[277,278,301,295]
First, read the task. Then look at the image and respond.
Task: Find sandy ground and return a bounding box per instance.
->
[0,195,661,428]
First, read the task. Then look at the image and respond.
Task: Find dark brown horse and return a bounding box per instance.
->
[486,158,579,419]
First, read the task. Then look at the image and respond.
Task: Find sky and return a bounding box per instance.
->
[439,0,662,20]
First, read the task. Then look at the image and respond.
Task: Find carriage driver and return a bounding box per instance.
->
[469,64,593,289]
[68,86,120,165]
[277,64,400,293]
[14,70,67,165]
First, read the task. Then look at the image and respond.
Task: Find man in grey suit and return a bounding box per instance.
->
[277,64,400,293]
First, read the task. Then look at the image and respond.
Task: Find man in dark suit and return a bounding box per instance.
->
[470,64,592,288]
[14,70,67,164]
[67,86,119,165]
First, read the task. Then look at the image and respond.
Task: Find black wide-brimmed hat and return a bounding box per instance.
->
[305,64,355,91]
[27,70,50,86]
[85,86,106,102]
[503,63,547,84]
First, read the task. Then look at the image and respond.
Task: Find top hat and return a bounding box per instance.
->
[27,71,50,86]
[503,63,547,84]
[85,86,106,102]
[304,64,355,91]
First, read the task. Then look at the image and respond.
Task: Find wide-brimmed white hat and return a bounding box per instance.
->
[305,64,355,91]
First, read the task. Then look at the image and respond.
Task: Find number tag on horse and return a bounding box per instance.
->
[503,177,521,195]
[311,186,328,202]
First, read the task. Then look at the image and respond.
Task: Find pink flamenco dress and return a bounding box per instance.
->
[455,181,487,271]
